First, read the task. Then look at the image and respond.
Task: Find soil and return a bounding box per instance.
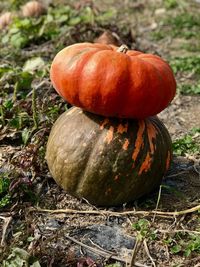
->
[159,95,200,139]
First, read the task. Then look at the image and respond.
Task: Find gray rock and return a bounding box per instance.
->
[69,224,135,260]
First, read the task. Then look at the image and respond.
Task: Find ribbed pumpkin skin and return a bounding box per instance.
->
[50,42,176,119]
[46,107,172,206]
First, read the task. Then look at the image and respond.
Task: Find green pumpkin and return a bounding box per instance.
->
[46,107,172,206]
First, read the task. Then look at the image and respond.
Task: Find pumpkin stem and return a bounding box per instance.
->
[117,44,129,53]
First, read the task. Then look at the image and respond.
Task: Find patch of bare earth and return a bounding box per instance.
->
[159,95,200,139]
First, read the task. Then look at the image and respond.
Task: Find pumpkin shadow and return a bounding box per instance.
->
[135,156,200,211]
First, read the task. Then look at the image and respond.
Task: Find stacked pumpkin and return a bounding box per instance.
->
[46,42,176,206]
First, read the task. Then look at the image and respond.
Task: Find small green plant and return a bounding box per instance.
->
[0,176,10,194]
[0,175,11,209]
[0,58,48,132]
[169,13,200,29]
[170,56,200,74]
[164,12,200,39]
[178,83,200,95]
[169,56,200,95]
[164,0,178,9]
[0,194,11,209]
[184,234,200,257]
[151,31,166,41]
[0,65,34,95]
[152,12,200,40]
[168,233,200,257]
[10,0,27,9]
[180,42,200,52]
[3,247,41,267]
[132,219,157,241]
[173,133,200,156]
[0,5,116,49]
[2,17,44,48]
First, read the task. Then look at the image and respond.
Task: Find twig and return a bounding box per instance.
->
[152,185,162,222]
[32,87,38,130]
[12,81,19,102]
[65,234,147,267]
[129,238,143,267]
[193,164,200,176]
[29,203,200,217]
[164,244,170,262]
[88,238,110,253]
[0,215,12,246]
[165,170,189,178]
[143,239,156,267]
[158,229,200,235]
[81,197,101,211]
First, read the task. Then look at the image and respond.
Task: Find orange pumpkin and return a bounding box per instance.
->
[50,43,176,119]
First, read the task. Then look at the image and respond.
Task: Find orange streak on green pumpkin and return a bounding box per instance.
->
[117,123,128,134]
[104,126,114,144]
[138,121,158,175]
[132,120,145,167]
[100,118,110,130]
[122,138,130,150]
[138,152,151,175]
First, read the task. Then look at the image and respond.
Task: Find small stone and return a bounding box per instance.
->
[150,22,158,30]
[155,8,166,16]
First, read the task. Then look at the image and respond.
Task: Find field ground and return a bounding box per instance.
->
[0,0,200,266]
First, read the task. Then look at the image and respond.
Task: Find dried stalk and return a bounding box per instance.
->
[29,203,200,217]
[0,215,12,246]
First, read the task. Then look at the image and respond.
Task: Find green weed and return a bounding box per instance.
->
[169,56,200,95]
[180,42,200,52]
[173,132,200,156]
[3,247,41,267]
[0,175,11,209]
[178,83,200,95]
[0,176,10,194]
[0,194,11,209]
[132,219,157,241]
[170,56,200,74]
[151,31,166,41]
[152,12,200,40]
[164,0,178,9]
[0,5,116,49]
[168,233,200,257]
[167,13,200,30]
[10,0,27,9]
